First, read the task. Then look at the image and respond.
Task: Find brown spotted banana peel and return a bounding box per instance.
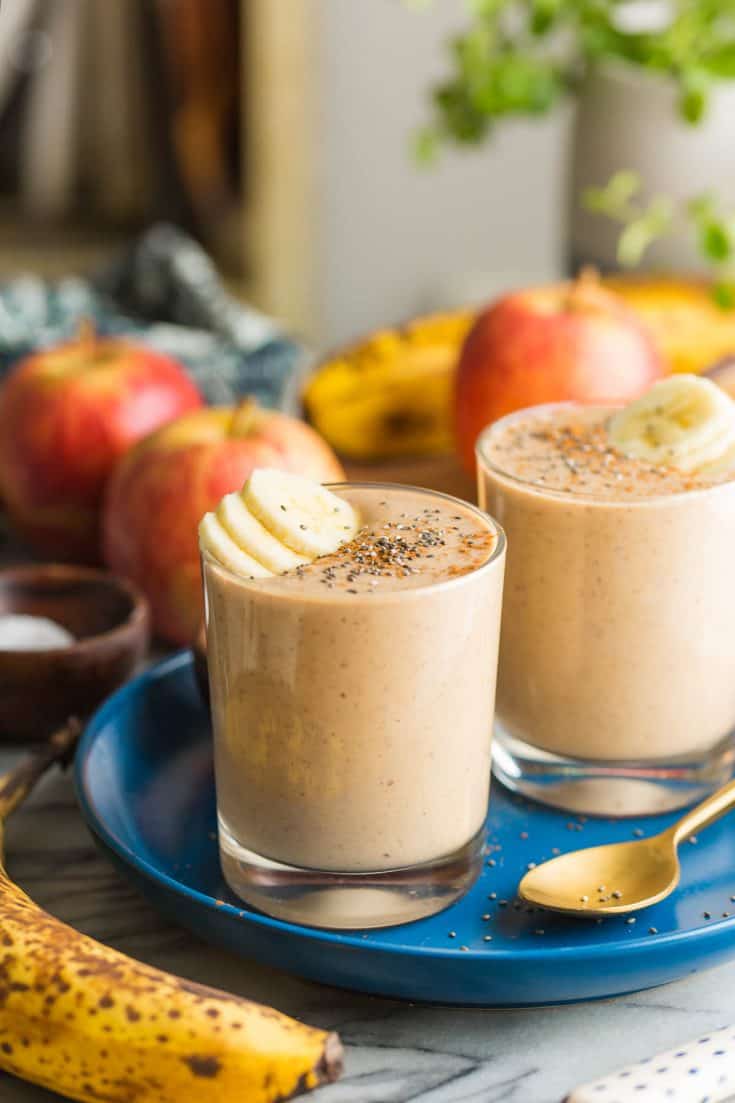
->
[0,721,343,1103]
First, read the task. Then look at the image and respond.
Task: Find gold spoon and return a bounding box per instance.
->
[519,777,735,917]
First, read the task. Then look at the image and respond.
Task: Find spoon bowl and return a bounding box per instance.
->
[520,832,680,916]
[519,776,735,917]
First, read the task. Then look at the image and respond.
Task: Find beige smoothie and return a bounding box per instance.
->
[478,402,735,764]
[202,484,505,874]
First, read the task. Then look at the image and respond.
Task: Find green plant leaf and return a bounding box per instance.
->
[713,281,735,311]
[413,126,440,166]
[700,221,733,263]
[617,221,652,267]
[679,68,710,124]
[530,0,564,36]
[705,44,735,77]
[467,0,504,18]
[415,0,735,156]
[583,171,641,218]
[605,170,641,206]
[687,194,717,221]
[433,81,490,142]
[616,198,673,266]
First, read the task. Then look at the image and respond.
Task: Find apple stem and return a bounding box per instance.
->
[77,318,97,358]
[230,398,261,437]
[566,266,601,312]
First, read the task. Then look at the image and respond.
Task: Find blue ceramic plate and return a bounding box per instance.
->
[75,652,735,1007]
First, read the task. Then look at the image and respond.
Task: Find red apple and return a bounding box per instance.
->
[102,401,346,644]
[455,275,665,473]
[0,326,202,560]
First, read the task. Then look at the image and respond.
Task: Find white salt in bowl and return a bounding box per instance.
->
[0,564,149,741]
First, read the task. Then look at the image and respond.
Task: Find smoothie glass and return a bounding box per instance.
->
[477,404,735,817]
[201,483,506,929]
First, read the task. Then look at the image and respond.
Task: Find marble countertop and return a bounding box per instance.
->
[2,746,735,1103]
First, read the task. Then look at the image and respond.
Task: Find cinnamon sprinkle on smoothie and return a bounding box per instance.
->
[279,492,497,594]
[485,407,728,497]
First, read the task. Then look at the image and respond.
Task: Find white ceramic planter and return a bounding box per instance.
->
[571,61,735,271]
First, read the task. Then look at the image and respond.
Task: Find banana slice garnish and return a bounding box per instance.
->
[199,512,274,579]
[216,492,308,574]
[243,469,359,558]
[200,469,359,577]
[608,374,735,474]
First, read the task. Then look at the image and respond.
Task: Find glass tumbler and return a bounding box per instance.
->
[202,483,506,929]
[477,405,735,817]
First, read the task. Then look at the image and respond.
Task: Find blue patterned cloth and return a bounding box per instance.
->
[0,224,304,411]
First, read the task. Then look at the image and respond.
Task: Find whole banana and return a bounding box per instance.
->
[0,723,343,1103]
[304,310,474,461]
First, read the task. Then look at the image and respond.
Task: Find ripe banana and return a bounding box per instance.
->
[200,469,359,572]
[303,311,474,461]
[0,723,342,1103]
[608,374,735,473]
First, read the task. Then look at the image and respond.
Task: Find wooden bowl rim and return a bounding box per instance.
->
[0,563,150,659]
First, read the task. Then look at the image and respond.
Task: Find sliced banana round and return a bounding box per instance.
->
[243,468,358,557]
[217,492,308,573]
[695,439,735,478]
[199,512,274,579]
[607,374,735,473]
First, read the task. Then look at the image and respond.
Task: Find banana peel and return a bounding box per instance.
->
[0,723,342,1103]
[304,311,474,461]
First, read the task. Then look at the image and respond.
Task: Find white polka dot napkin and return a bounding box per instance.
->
[566,1024,735,1102]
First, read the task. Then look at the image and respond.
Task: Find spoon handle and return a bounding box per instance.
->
[669,776,735,845]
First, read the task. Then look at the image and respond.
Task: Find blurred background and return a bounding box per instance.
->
[3,0,735,345]
[0,0,570,347]
[4,0,735,648]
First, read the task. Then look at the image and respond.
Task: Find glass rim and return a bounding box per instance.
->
[199,480,506,598]
[475,401,735,507]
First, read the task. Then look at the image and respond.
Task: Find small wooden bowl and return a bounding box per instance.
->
[0,564,150,742]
